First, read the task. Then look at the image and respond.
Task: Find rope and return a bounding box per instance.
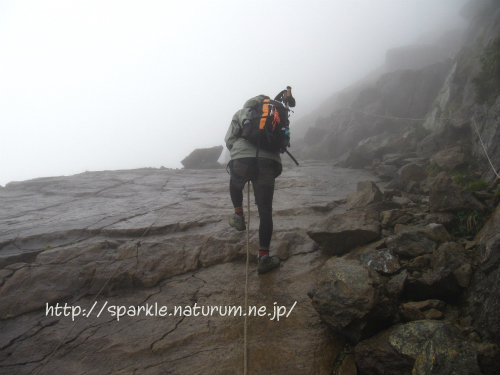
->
[244,181,250,375]
[472,115,500,179]
[342,107,459,122]
[344,107,427,121]
[35,178,186,375]
[345,105,499,179]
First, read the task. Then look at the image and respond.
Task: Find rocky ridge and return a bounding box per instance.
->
[305,154,500,374]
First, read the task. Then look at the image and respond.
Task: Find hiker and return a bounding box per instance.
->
[225,87,295,274]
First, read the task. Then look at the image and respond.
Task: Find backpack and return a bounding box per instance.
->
[241,97,291,154]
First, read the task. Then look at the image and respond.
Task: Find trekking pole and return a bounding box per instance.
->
[286,86,291,110]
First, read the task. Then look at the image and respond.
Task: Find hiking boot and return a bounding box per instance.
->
[229,214,246,231]
[258,254,281,274]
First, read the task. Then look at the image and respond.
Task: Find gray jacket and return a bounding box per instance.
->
[224,95,282,164]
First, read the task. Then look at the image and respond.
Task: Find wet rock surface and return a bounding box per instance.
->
[0,161,375,375]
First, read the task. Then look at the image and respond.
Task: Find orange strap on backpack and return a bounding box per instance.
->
[272,106,280,129]
[259,99,270,130]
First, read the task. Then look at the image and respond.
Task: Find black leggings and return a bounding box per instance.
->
[229,158,282,247]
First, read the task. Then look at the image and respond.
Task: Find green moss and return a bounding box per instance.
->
[452,209,490,237]
[466,179,487,191]
[472,35,500,105]
[452,170,474,186]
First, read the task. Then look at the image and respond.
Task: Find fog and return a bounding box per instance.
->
[0,0,469,186]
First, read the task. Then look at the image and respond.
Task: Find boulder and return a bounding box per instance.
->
[386,270,408,298]
[307,208,381,255]
[430,145,466,171]
[363,249,401,276]
[355,325,414,375]
[386,224,450,258]
[376,164,398,179]
[424,213,458,231]
[407,255,430,272]
[309,257,395,343]
[346,180,383,210]
[389,320,446,361]
[412,323,482,374]
[180,145,223,169]
[393,163,428,192]
[429,172,486,213]
[381,209,412,228]
[430,242,471,288]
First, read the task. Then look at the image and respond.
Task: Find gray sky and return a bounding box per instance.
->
[0,0,468,186]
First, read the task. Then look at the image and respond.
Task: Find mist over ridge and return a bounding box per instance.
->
[0,0,469,186]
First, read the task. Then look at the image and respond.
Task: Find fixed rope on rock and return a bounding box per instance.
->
[244,181,251,375]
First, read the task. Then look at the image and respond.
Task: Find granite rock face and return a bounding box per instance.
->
[465,202,500,346]
[0,162,377,375]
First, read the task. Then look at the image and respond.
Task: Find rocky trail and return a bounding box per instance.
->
[0,162,374,375]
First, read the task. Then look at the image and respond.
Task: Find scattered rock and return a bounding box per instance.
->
[412,323,482,374]
[407,255,430,272]
[360,247,401,276]
[309,257,395,343]
[346,180,383,210]
[431,241,471,288]
[429,172,486,213]
[387,270,408,298]
[376,164,398,179]
[307,208,381,255]
[424,213,458,231]
[390,163,427,192]
[355,325,414,375]
[386,224,450,258]
[381,209,412,228]
[430,145,466,171]
[389,320,446,360]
